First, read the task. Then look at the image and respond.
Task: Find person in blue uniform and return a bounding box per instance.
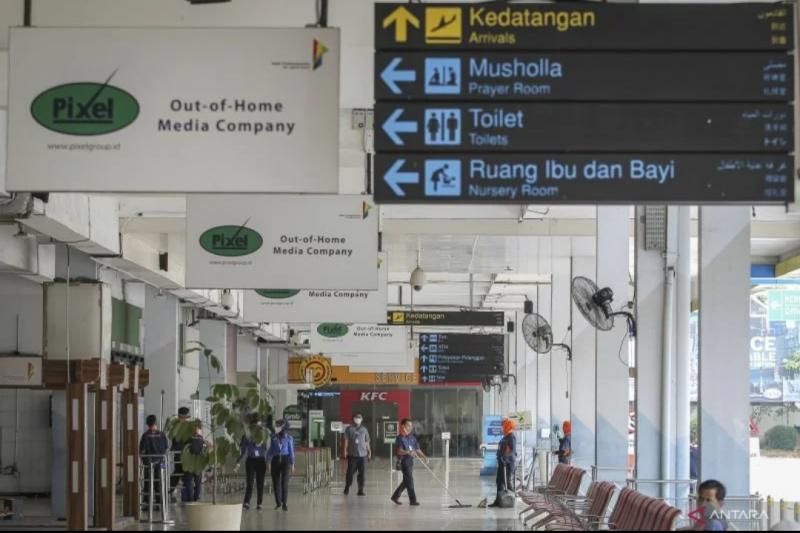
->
[391,418,428,506]
[169,406,192,502]
[182,422,207,503]
[266,419,295,511]
[236,414,269,511]
[139,415,169,510]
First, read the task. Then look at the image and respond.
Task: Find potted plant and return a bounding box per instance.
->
[165,340,271,530]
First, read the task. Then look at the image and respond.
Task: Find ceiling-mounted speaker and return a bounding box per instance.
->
[524,300,534,314]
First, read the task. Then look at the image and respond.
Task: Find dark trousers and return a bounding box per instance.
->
[496,462,515,494]
[182,472,201,502]
[244,457,267,505]
[271,456,291,506]
[391,459,417,503]
[169,453,183,494]
[345,456,367,492]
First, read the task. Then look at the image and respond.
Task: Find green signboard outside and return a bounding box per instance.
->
[767,290,800,322]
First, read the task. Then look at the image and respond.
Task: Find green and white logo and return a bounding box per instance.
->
[255,289,301,299]
[199,222,263,257]
[30,70,139,136]
[316,323,349,338]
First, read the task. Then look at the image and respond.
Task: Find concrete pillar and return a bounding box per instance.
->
[267,347,292,416]
[571,250,597,471]
[675,206,692,502]
[551,243,572,433]
[199,319,228,399]
[634,206,668,495]
[143,286,180,423]
[536,250,552,449]
[515,310,537,446]
[594,207,631,481]
[698,206,751,496]
[635,206,690,496]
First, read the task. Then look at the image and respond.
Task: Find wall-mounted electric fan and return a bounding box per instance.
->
[521,312,572,361]
[571,276,636,336]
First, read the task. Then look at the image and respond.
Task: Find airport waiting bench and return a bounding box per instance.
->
[518,464,682,531]
[518,464,586,527]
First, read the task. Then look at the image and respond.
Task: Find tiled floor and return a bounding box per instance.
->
[137,459,522,531]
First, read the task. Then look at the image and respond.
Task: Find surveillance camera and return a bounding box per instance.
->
[410,266,426,292]
[221,290,234,311]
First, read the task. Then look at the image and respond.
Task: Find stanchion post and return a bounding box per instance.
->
[148,462,155,524]
[443,436,450,489]
[767,495,774,528]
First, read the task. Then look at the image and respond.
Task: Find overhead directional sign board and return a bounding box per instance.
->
[376,103,792,153]
[8,28,340,193]
[374,3,796,205]
[418,333,505,384]
[375,3,793,51]
[376,53,793,102]
[387,310,504,327]
[375,154,793,204]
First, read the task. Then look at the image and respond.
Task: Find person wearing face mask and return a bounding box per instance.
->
[391,418,428,506]
[266,419,295,511]
[342,413,372,496]
[235,414,268,511]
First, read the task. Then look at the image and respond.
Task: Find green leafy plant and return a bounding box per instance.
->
[763,425,798,451]
[786,351,800,375]
[165,340,271,505]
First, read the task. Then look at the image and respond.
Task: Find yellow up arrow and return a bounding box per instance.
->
[383,5,420,43]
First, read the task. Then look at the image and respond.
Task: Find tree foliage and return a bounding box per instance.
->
[165,341,272,504]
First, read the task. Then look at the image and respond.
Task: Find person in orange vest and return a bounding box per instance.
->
[488,417,518,508]
[557,421,573,464]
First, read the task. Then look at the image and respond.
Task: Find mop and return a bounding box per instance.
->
[415,456,473,508]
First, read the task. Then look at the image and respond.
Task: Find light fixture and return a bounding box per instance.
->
[410,243,425,292]
[221,289,235,311]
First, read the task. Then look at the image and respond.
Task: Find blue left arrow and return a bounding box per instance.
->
[382,108,418,146]
[381,57,416,95]
[384,159,419,197]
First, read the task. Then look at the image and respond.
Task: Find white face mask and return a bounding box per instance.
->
[275,424,285,432]
[354,418,363,426]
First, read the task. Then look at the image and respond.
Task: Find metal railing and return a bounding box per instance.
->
[139,454,174,525]
[591,465,632,482]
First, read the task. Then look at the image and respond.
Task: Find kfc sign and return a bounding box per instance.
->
[360,392,389,401]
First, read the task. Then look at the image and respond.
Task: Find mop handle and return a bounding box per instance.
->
[416,455,461,502]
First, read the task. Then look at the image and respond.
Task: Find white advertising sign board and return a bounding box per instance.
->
[7,27,339,192]
[0,357,43,387]
[311,324,408,354]
[243,253,388,323]
[186,195,378,289]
